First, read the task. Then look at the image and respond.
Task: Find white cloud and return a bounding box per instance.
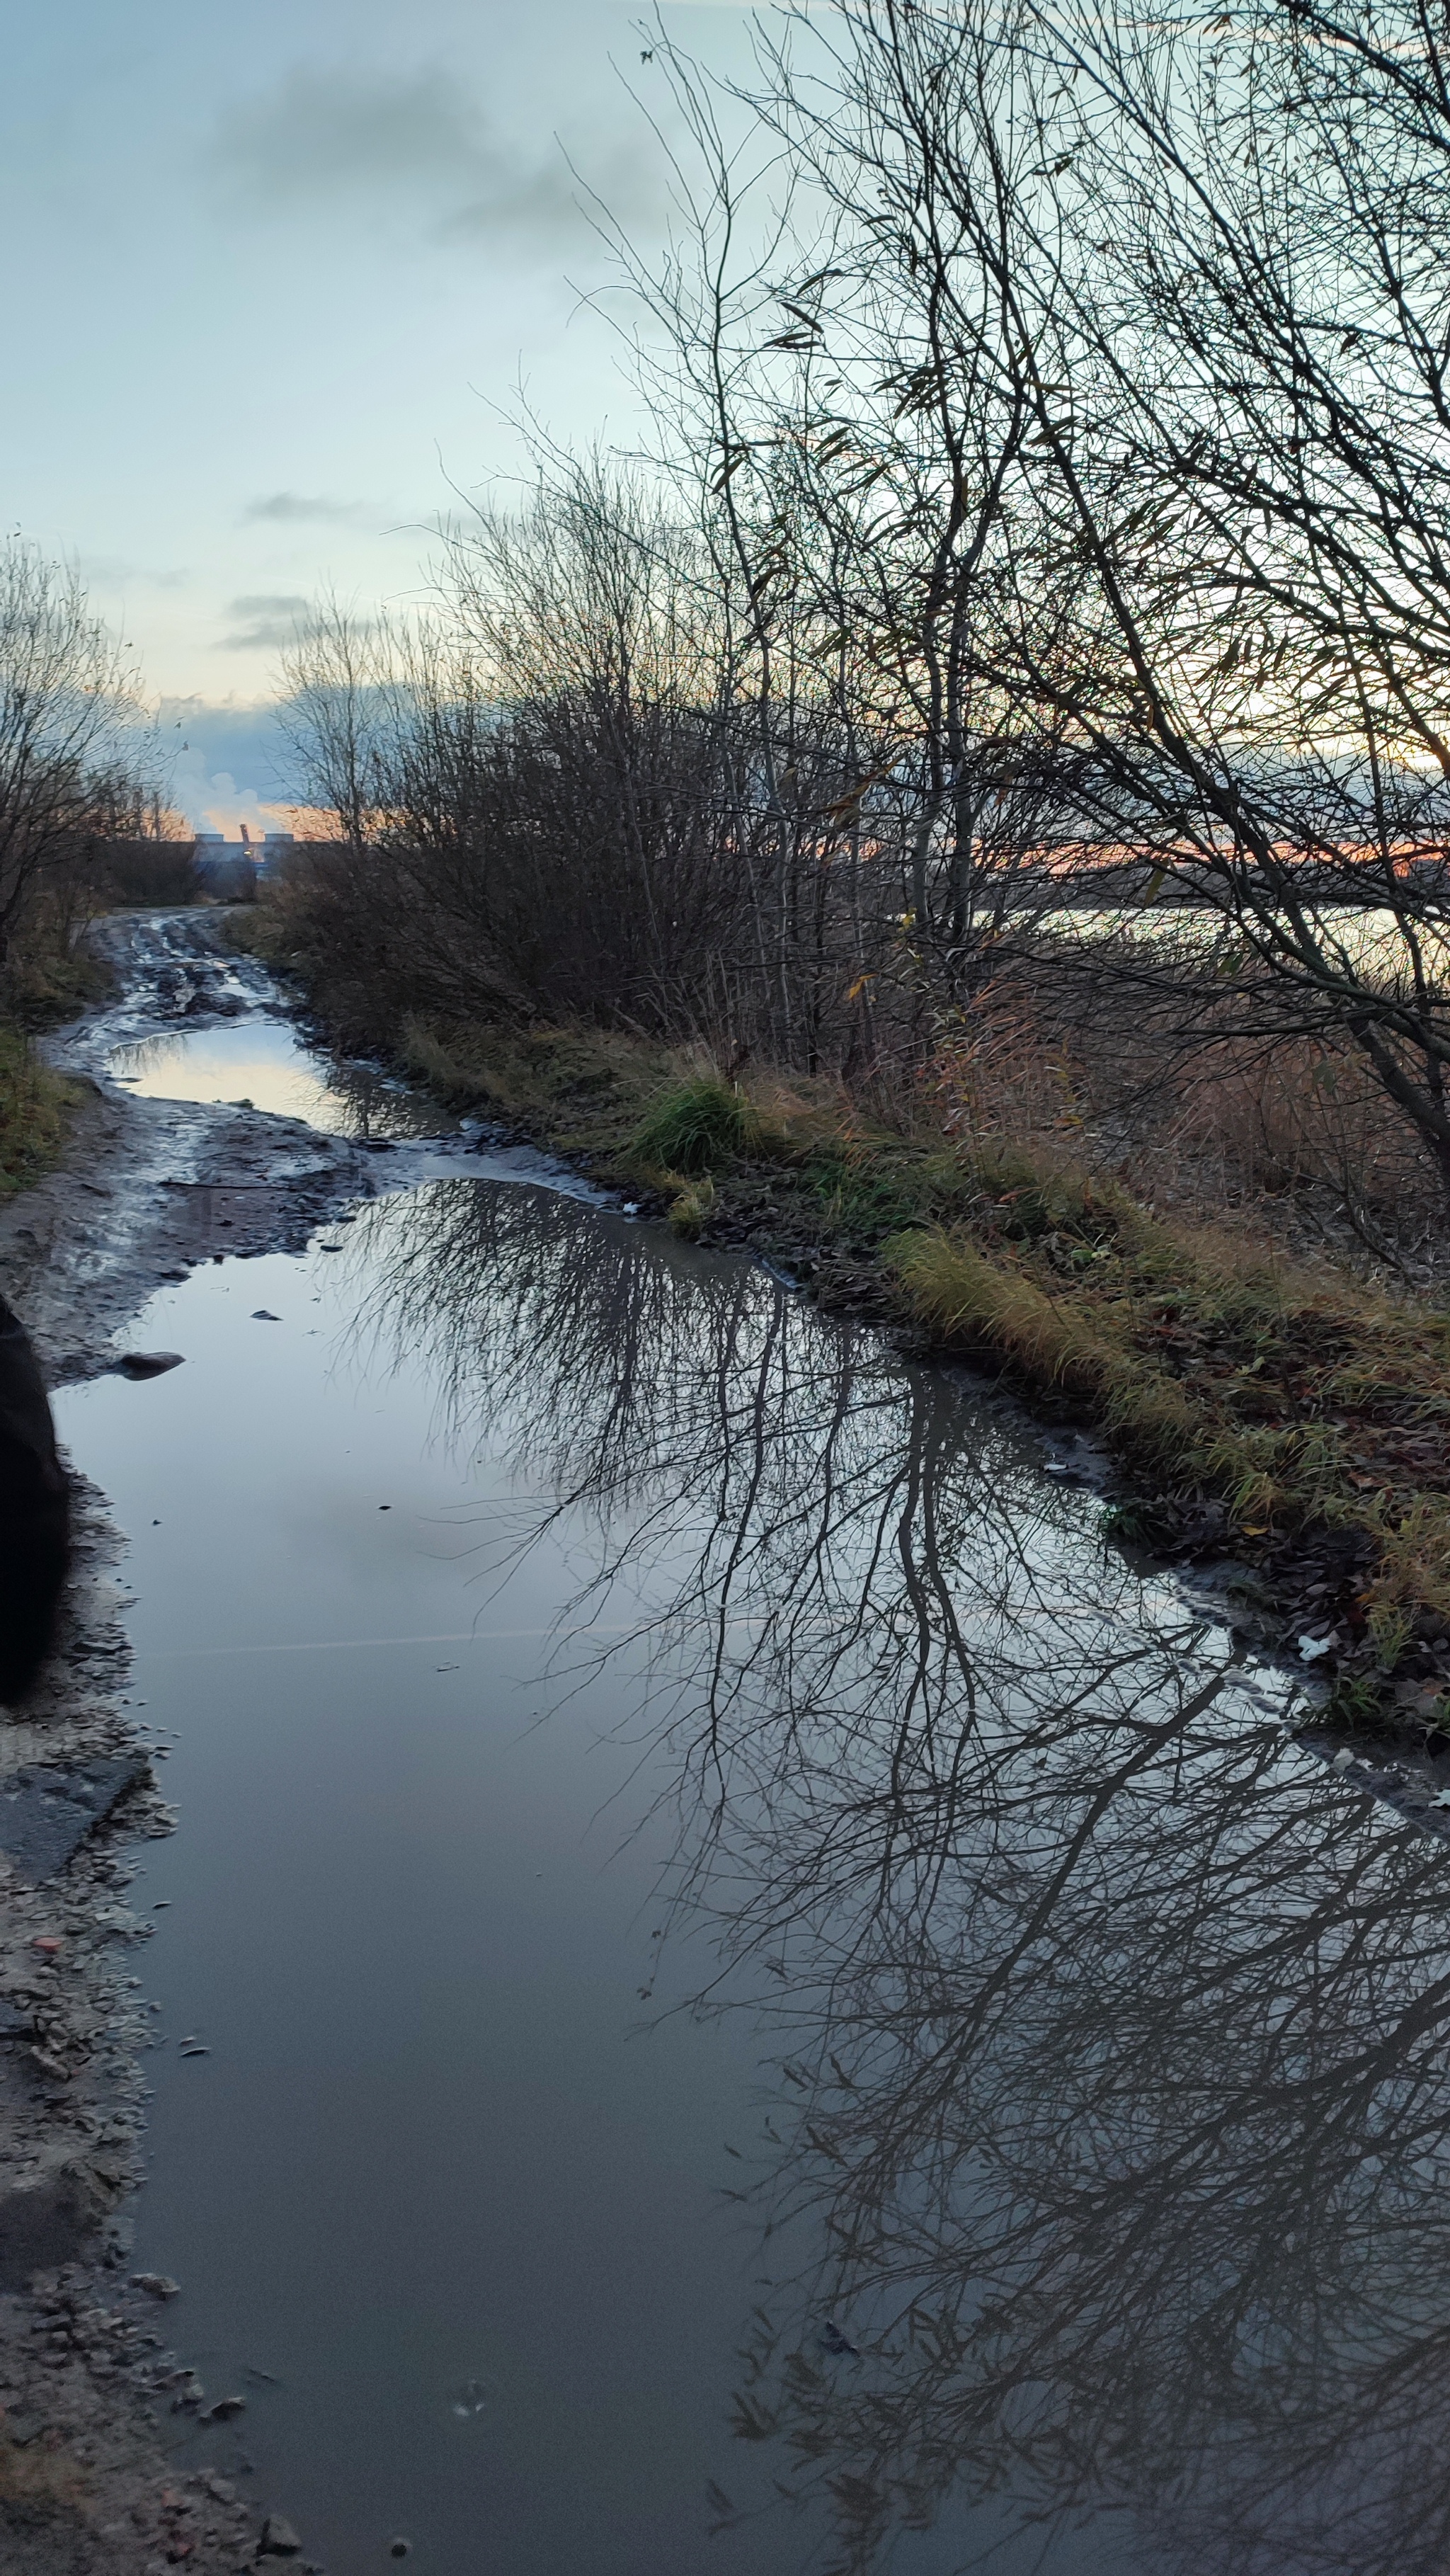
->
[158,699,302,828]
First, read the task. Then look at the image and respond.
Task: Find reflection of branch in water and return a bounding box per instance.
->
[350,1176,1450,2576]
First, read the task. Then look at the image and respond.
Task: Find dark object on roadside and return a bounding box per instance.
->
[199,2394,246,2422]
[113,1350,185,1379]
[130,2271,180,2298]
[259,2520,303,2559]
[389,2545,412,2561]
[0,1295,71,1703]
[252,1309,281,1322]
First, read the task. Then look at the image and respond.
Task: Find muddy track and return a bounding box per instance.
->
[0,911,367,2575]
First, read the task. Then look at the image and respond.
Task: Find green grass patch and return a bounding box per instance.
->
[631,1076,760,1178]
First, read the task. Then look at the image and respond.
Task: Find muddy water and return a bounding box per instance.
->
[54,1082,1450,2570]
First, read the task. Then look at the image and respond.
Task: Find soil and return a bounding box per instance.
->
[0,912,368,2575]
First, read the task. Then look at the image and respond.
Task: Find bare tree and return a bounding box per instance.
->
[681,0,1450,1196]
[0,539,147,962]
[277,591,394,855]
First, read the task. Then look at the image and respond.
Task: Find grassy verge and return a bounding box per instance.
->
[247,933,1450,1736]
[0,1027,78,1208]
[1,921,111,1033]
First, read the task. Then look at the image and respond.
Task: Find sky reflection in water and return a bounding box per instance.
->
[58,1175,1450,2576]
[107,1020,455,1140]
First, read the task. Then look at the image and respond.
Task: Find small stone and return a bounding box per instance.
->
[389,2545,411,2561]
[130,2273,181,2299]
[259,2516,303,2557]
[199,2395,246,2421]
[115,1352,185,1380]
[251,1311,281,1323]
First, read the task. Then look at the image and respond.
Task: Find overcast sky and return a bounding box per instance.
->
[1,1,750,823]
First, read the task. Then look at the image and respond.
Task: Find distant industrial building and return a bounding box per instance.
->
[193,828,295,882]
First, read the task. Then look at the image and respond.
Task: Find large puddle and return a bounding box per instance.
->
[56,1161,1450,2572]
[108,1019,459,1141]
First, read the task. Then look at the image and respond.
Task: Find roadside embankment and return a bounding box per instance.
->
[251,977,1450,1747]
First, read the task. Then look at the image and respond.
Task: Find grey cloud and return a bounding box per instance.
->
[229,593,311,616]
[211,64,659,251]
[242,493,359,525]
[77,554,188,591]
[438,139,658,247]
[215,66,484,196]
[221,593,311,654]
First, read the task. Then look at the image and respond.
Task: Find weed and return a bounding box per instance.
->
[1321,1671,1386,1733]
[668,1175,718,1237]
[632,1077,760,1177]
